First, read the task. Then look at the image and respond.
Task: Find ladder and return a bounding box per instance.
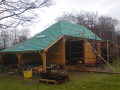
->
[90,37,105,70]
[78,33,114,71]
[112,30,119,61]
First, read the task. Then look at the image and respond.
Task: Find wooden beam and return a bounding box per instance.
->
[70,68,120,74]
[43,52,46,72]
[65,36,82,40]
[16,53,23,70]
[64,36,69,41]
[64,36,102,42]
[38,52,43,59]
[44,36,63,52]
[62,37,66,65]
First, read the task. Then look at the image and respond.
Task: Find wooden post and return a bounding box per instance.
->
[43,52,46,72]
[16,53,23,70]
[62,37,66,65]
[83,41,86,70]
[83,41,85,64]
[107,40,109,63]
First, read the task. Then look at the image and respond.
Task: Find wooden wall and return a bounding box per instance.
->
[84,42,101,64]
[46,38,65,65]
[16,37,65,66]
[21,53,42,63]
[19,38,101,66]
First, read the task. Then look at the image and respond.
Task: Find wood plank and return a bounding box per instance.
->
[39,78,69,85]
[70,68,120,74]
[40,79,57,83]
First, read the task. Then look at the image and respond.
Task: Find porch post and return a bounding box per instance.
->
[43,52,46,72]
[16,53,23,70]
[62,37,66,65]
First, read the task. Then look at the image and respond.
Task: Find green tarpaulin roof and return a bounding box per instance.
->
[1,20,101,53]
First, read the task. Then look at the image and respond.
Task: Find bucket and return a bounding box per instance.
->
[77,61,82,64]
[80,61,82,64]
[23,69,32,78]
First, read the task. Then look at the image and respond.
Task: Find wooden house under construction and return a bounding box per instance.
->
[0,21,104,72]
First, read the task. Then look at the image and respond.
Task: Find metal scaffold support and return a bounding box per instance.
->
[112,29,119,61]
[78,33,115,71]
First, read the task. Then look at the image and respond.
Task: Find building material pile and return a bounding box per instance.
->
[40,72,69,84]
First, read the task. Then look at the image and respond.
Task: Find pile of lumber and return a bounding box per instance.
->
[32,66,43,72]
[31,66,43,75]
[40,72,69,82]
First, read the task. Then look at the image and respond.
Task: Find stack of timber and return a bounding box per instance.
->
[39,72,69,84]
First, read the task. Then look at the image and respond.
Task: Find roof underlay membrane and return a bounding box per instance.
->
[1,21,101,53]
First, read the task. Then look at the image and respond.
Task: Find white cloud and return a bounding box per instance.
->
[30,0,120,36]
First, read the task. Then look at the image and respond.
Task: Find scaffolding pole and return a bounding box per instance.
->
[107,40,109,63]
[78,33,115,71]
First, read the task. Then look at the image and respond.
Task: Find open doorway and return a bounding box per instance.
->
[65,39,84,66]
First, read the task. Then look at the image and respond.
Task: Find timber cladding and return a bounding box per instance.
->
[84,42,101,64]
[46,38,65,65]
[21,53,42,63]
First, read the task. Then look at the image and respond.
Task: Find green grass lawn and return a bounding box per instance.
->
[0,71,120,90]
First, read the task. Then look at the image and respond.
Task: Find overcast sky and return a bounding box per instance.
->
[30,0,120,36]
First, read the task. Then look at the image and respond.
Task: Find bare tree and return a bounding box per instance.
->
[0,0,53,29]
[0,30,10,49]
[10,28,30,45]
[57,11,119,41]
[18,29,30,43]
[96,16,118,40]
[0,28,30,50]
[11,28,18,45]
[57,11,98,28]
